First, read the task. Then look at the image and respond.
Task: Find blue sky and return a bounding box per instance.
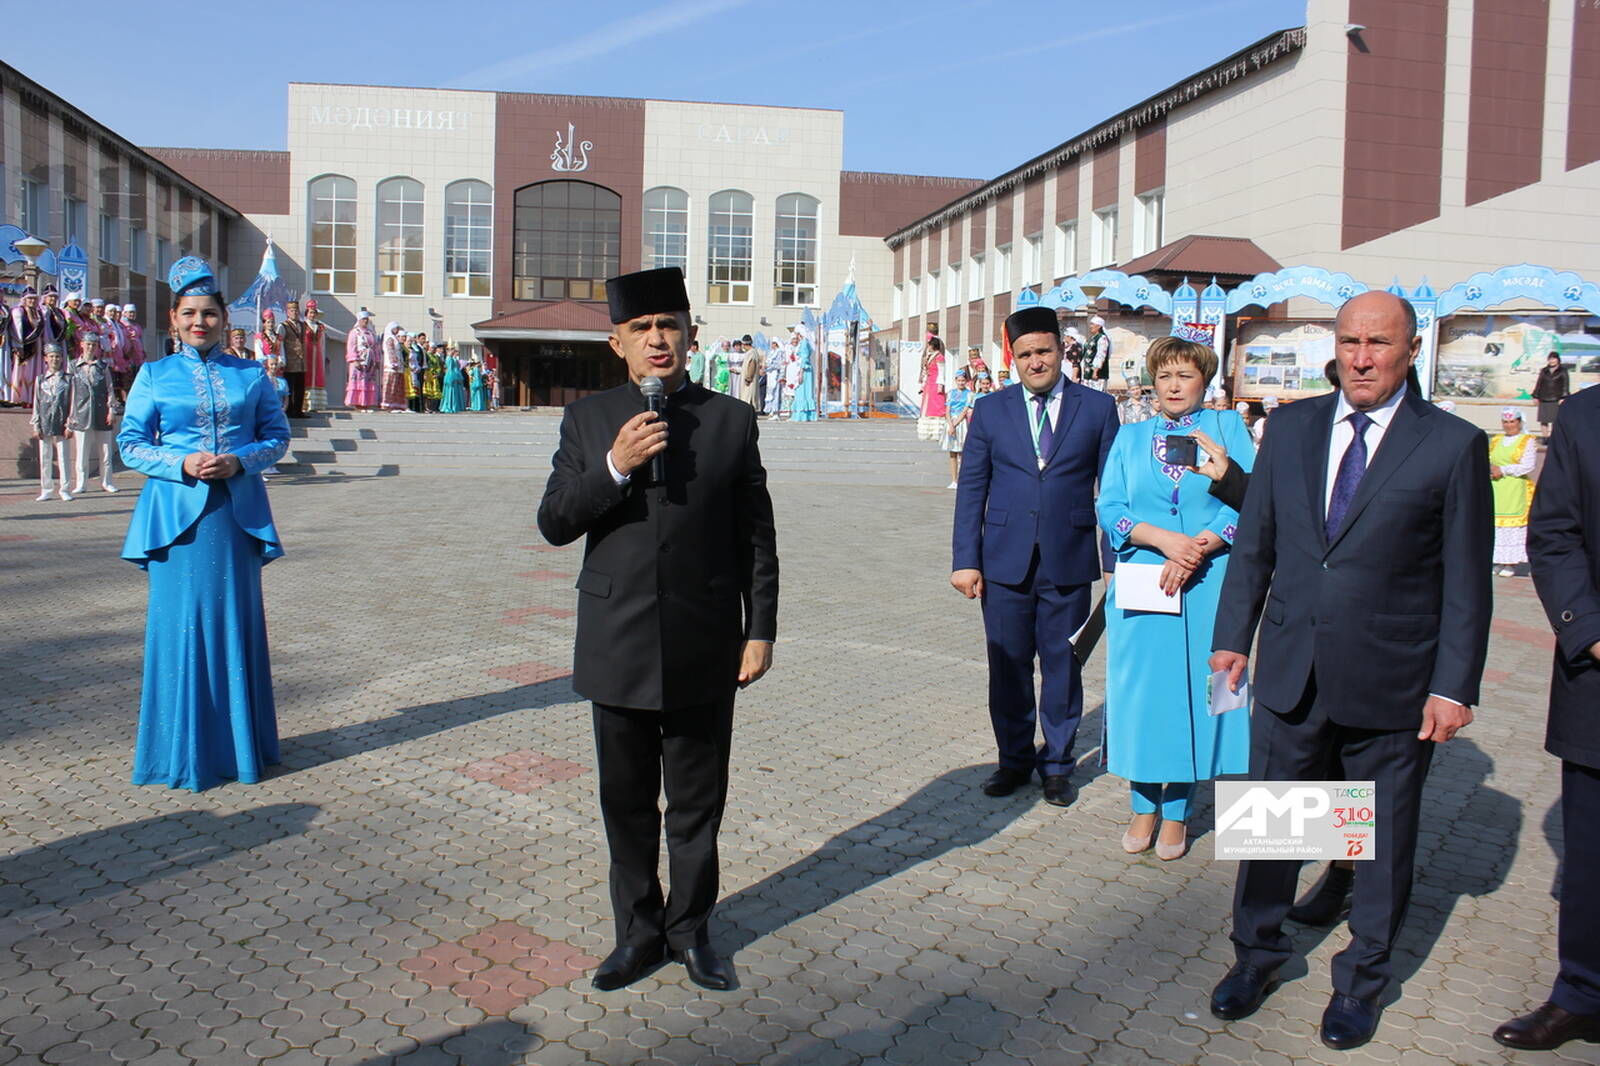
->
[7,0,1307,180]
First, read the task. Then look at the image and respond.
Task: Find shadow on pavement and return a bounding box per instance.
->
[351,1019,542,1065]
[715,764,1035,954]
[0,803,320,914]
[275,676,578,774]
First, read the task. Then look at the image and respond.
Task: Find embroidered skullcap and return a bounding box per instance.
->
[123,303,136,312]
[22,286,36,297]
[105,304,120,313]
[79,331,101,346]
[43,342,62,355]
[42,284,58,296]
[1501,407,1524,422]
[167,255,220,298]
[605,267,690,324]
[1235,401,1250,414]
[1003,306,1061,345]
[305,299,318,310]
[356,309,371,319]
[261,308,275,318]
[1090,315,1106,327]
[90,298,105,307]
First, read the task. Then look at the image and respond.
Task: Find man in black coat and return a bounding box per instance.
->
[1207,291,1492,1051]
[1494,384,1600,1050]
[536,267,778,992]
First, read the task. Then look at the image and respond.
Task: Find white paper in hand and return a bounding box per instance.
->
[1112,561,1181,614]
[1208,668,1250,717]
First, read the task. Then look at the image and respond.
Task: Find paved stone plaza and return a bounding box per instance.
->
[0,424,1589,1066]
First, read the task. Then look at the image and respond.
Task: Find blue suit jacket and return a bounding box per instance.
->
[952,380,1120,587]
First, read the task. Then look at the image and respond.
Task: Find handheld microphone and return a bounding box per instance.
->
[640,376,666,485]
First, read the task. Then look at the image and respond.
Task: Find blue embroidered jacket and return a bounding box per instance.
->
[117,343,290,567]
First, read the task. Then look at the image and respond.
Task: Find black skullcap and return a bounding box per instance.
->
[606,267,690,324]
[1004,306,1061,345]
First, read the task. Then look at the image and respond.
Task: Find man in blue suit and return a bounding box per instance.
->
[951,306,1120,805]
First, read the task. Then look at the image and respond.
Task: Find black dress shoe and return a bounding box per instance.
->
[982,767,1033,797]
[591,941,665,991]
[1210,962,1280,1020]
[673,944,734,991]
[1320,993,1380,1050]
[1494,1002,1600,1050]
[1041,775,1076,807]
[1289,864,1354,926]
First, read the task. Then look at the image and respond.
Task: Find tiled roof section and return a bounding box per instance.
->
[839,172,986,238]
[145,148,292,216]
[472,300,615,333]
[1118,234,1282,278]
[886,27,1307,246]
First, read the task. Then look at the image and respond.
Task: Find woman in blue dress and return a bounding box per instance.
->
[1096,335,1255,860]
[788,337,819,422]
[468,357,489,411]
[117,256,291,791]
[439,349,466,413]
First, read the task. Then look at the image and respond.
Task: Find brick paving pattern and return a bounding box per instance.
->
[0,430,1588,1065]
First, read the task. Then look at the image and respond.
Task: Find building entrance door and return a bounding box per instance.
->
[493,341,625,407]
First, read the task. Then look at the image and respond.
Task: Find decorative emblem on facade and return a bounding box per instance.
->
[551,123,592,173]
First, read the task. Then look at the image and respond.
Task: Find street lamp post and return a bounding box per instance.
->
[13,235,48,293]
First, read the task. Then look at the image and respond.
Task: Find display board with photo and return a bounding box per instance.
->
[1434,313,1600,400]
[1232,319,1336,399]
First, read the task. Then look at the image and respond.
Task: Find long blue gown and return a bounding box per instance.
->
[789,341,819,422]
[468,365,488,411]
[117,343,290,791]
[440,356,466,413]
[1096,408,1256,789]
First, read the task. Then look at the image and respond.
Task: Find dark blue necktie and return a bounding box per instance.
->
[1325,411,1373,539]
[1034,393,1054,464]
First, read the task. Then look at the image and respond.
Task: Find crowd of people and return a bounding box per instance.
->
[684,330,819,421]
[340,311,495,415]
[1,285,146,408]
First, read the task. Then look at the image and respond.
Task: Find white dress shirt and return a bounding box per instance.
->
[1022,375,1067,468]
[1324,384,1407,515]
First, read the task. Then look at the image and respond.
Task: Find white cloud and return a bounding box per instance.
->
[449,0,753,89]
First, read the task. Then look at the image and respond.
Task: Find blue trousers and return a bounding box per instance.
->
[1554,760,1600,1016]
[1130,781,1193,821]
[979,551,1089,778]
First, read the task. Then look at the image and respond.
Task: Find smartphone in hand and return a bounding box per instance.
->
[1165,434,1199,467]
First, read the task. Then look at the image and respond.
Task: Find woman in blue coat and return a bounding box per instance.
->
[117,256,291,791]
[1096,335,1255,859]
[439,349,466,413]
[468,357,489,411]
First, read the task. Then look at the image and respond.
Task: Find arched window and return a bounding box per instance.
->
[512,180,621,301]
[376,176,425,296]
[707,190,753,304]
[774,193,819,307]
[643,187,688,272]
[307,174,356,295]
[445,179,492,297]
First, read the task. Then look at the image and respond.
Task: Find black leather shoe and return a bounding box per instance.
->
[673,944,734,991]
[1493,1002,1600,1050]
[591,941,665,991]
[1041,775,1076,807]
[982,767,1033,797]
[1289,864,1354,926]
[1320,993,1380,1050]
[1210,963,1280,1020]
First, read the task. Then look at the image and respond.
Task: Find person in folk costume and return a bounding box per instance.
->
[789,332,819,423]
[31,343,74,501]
[253,308,281,366]
[103,304,130,395]
[468,356,489,412]
[439,344,466,413]
[302,299,328,412]
[0,293,12,405]
[10,287,50,406]
[712,340,731,394]
[344,309,379,409]
[918,338,947,441]
[1490,407,1538,578]
[63,294,87,351]
[739,340,762,409]
[41,286,69,352]
[222,327,253,360]
[121,303,146,391]
[407,332,427,413]
[380,322,408,412]
[277,300,307,418]
[763,341,784,417]
[68,330,118,494]
[423,343,444,412]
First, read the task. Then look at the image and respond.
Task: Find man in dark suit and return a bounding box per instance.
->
[951,306,1120,806]
[1494,385,1600,1050]
[1207,290,1492,1050]
[536,267,778,992]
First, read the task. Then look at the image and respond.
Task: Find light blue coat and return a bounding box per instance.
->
[117,344,290,568]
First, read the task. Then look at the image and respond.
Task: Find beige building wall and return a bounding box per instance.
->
[642,100,855,342]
